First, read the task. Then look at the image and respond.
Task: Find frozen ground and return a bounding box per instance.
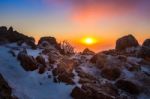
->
[0,46,74,99]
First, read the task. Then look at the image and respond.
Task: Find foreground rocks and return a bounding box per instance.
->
[0,74,17,99]
[0,27,150,99]
[101,67,121,80]
[52,58,76,84]
[71,83,118,99]
[17,50,38,71]
[139,39,150,59]
[115,79,141,95]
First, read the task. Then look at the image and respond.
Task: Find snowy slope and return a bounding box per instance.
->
[0,46,74,99]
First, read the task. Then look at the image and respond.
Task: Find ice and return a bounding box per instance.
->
[122,69,135,78]
[0,46,74,99]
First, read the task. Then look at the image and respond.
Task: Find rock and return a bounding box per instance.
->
[17,49,27,60]
[101,67,121,80]
[115,79,141,95]
[57,73,75,84]
[8,26,13,33]
[82,48,95,55]
[0,74,17,99]
[71,84,117,99]
[139,46,150,58]
[127,65,141,72]
[42,49,52,55]
[139,39,150,58]
[90,53,107,67]
[0,26,35,44]
[48,54,57,64]
[38,65,45,74]
[71,87,88,99]
[143,39,150,47]
[58,58,76,74]
[36,55,46,66]
[82,83,117,99]
[116,34,139,50]
[79,78,96,84]
[0,26,7,33]
[17,51,38,71]
[25,38,37,49]
[38,36,60,50]
[77,70,97,83]
[52,58,76,84]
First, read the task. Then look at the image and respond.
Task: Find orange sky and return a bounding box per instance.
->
[0,0,150,52]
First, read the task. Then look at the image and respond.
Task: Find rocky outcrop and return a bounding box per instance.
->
[143,39,150,47]
[0,26,36,48]
[82,48,95,55]
[116,34,139,50]
[90,53,108,68]
[139,39,150,58]
[38,36,60,50]
[115,79,141,95]
[17,51,38,71]
[36,55,46,66]
[71,83,118,99]
[52,58,76,84]
[101,67,121,80]
[0,74,17,99]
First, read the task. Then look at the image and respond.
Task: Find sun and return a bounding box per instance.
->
[81,37,97,45]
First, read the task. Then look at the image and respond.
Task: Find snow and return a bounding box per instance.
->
[26,49,42,58]
[0,46,74,99]
[122,69,135,78]
[127,57,142,65]
[79,63,101,79]
[72,70,81,88]
[141,66,150,73]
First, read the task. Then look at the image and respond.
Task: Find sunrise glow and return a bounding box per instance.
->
[0,0,150,52]
[81,37,97,45]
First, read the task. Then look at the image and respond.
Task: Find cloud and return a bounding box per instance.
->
[43,0,150,24]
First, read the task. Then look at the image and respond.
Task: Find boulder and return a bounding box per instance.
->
[38,36,60,50]
[48,53,58,64]
[143,39,150,47]
[0,26,7,33]
[71,84,117,99]
[115,79,141,94]
[0,26,35,45]
[116,34,139,50]
[0,74,17,99]
[38,65,45,74]
[139,39,150,58]
[57,73,74,84]
[36,55,46,66]
[71,87,89,99]
[82,48,95,55]
[90,53,108,69]
[25,38,37,49]
[17,51,38,71]
[101,67,121,80]
[52,58,76,84]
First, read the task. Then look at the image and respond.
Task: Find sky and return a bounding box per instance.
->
[0,0,150,52]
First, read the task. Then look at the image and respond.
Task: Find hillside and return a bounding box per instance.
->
[0,26,150,99]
